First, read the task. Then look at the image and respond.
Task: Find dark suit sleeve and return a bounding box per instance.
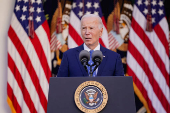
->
[114,54,124,76]
[57,52,69,77]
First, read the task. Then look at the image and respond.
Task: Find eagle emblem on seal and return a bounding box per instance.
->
[83,89,100,106]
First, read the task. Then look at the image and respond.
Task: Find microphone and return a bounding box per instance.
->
[79,50,90,72]
[92,50,103,73]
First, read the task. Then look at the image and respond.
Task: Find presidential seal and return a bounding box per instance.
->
[74,81,108,113]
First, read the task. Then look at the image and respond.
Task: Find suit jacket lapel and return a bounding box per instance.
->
[75,44,89,77]
[97,45,108,76]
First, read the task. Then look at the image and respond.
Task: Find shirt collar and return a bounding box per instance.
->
[83,43,100,51]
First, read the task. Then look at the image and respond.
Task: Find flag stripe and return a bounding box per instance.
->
[50,34,58,51]
[10,15,50,101]
[69,11,82,37]
[31,32,50,83]
[132,5,169,75]
[7,96,17,113]
[127,52,166,113]
[126,67,155,113]
[109,37,115,42]
[109,38,115,44]
[154,24,169,56]
[68,35,78,49]
[8,37,45,113]
[128,40,169,111]
[41,21,51,43]
[159,18,169,41]
[12,14,50,98]
[36,22,51,77]
[69,24,84,46]
[8,25,47,112]
[101,17,109,48]
[109,41,115,48]
[7,68,30,113]
[51,35,56,42]
[8,1,51,112]
[8,54,37,113]
[128,3,170,112]
[101,17,107,30]
[99,38,106,48]
[51,33,62,50]
[108,31,120,50]
[131,17,169,87]
[109,36,119,50]
[129,28,170,103]
[7,84,21,113]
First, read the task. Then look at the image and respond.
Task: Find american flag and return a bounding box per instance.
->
[108,32,120,50]
[169,32,170,53]
[127,0,170,113]
[7,0,51,113]
[108,30,123,50]
[68,0,109,49]
[50,32,63,51]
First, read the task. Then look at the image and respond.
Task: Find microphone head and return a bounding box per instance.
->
[79,50,90,61]
[92,50,103,63]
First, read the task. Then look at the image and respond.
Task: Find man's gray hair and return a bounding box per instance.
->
[80,14,103,29]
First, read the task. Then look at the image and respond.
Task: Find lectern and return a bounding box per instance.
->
[47,76,136,113]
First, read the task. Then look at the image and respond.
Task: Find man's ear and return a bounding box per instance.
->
[99,28,103,37]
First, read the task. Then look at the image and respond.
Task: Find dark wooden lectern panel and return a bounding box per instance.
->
[47,76,136,113]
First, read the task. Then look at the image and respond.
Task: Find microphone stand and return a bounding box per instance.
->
[89,65,98,77]
[89,65,93,77]
[89,61,100,77]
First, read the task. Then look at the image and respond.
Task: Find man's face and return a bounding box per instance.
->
[81,17,103,49]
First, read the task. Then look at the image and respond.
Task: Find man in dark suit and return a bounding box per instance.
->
[57,14,124,77]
